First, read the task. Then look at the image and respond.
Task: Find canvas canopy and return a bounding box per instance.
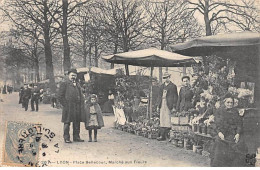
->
[102,48,196,67]
[76,67,123,75]
[170,32,260,57]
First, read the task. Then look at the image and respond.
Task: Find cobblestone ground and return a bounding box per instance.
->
[0,93,210,167]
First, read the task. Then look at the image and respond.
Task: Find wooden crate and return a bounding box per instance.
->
[179,117,189,125]
[148,132,158,139]
[171,116,179,125]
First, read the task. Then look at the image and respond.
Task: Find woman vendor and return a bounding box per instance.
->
[177,76,194,112]
[102,90,115,114]
[211,93,248,167]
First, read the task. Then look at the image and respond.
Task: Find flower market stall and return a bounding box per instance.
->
[76,67,151,119]
[103,48,196,116]
[171,31,260,165]
[102,48,196,139]
[76,67,121,112]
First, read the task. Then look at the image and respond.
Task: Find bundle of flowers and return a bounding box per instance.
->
[200,88,214,101]
[237,88,253,98]
[204,115,214,126]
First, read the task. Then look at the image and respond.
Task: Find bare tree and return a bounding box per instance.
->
[46,0,91,72]
[1,0,59,91]
[143,0,202,81]
[1,43,29,85]
[99,0,147,52]
[10,27,44,82]
[188,0,260,35]
[70,5,91,67]
[71,2,105,67]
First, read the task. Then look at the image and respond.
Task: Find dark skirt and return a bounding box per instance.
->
[86,125,101,130]
[211,138,248,167]
[102,99,114,113]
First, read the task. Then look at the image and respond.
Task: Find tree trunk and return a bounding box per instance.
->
[62,0,71,72]
[83,24,87,67]
[111,37,118,69]
[204,0,212,36]
[88,43,92,67]
[43,0,56,92]
[94,42,98,67]
[83,38,87,67]
[35,60,40,82]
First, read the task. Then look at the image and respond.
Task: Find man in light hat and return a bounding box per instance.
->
[58,68,86,143]
[156,72,178,141]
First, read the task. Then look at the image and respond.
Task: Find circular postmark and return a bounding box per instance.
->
[3,121,59,167]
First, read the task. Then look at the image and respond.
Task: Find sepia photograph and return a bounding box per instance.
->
[0,0,259,167]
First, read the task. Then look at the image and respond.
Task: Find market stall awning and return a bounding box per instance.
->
[76,67,123,75]
[170,32,260,57]
[102,48,196,67]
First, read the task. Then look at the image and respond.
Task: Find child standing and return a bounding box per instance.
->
[85,94,104,142]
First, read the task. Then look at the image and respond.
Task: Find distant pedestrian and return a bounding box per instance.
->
[31,84,40,111]
[85,94,104,142]
[2,85,7,94]
[22,84,31,111]
[19,86,25,105]
[102,90,114,114]
[7,85,13,94]
[39,89,44,102]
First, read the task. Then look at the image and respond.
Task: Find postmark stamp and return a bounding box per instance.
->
[2,121,59,167]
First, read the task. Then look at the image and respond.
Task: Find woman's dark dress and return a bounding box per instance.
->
[212,107,248,167]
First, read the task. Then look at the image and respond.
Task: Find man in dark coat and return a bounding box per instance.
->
[177,76,194,112]
[156,72,178,141]
[57,69,86,143]
[22,84,31,111]
[31,84,40,111]
[19,84,26,105]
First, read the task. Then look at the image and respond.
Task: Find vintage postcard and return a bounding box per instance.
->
[0,0,259,167]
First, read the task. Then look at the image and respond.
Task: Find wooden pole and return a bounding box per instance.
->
[183,66,187,76]
[125,64,129,76]
[149,67,154,118]
[111,63,114,69]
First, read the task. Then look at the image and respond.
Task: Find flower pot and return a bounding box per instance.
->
[172,139,179,146]
[192,124,198,132]
[193,145,202,153]
[206,126,211,135]
[197,148,203,155]
[185,144,192,150]
[178,140,184,148]
[201,125,207,135]
[183,138,189,148]
[198,125,202,134]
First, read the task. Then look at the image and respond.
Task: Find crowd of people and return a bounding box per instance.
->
[10,68,247,167]
[18,83,42,112]
[156,71,248,167]
[1,84,13,94]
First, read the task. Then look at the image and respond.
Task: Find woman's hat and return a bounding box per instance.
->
[162,72,171,79]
